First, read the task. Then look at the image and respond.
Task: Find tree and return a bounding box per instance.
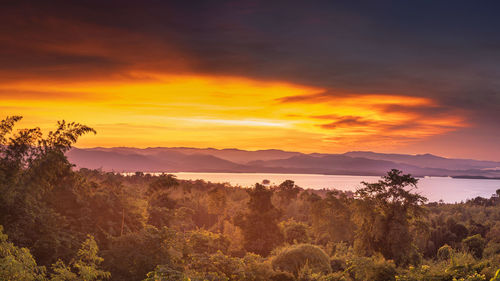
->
[437,244,452,261]
[0,225,46,281]
[102,226,183,281]
[234,183,283,256]
[0,116,96,266]
[462,234,485,259]
[148,174,179,194]
[310,190,354,244]
[282,221,309,244]
[50,235,110,281]
[352,169,427,265]
[274,180,301,207]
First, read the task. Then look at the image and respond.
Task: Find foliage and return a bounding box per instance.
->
[50,235,110,281]
[352,169,427,265]
[282,220,310,244]
[0,225,46,281]
[347,255,396,281]
[272,244,332,276]
[463,235,486,259]
[103,226,183,281]
[2,116,500,281]
[437,244,453,261]
[234,183,283,256]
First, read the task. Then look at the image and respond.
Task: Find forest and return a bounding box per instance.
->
[1,116,500,281]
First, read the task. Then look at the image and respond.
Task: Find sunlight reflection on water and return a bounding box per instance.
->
[167,172,500,203]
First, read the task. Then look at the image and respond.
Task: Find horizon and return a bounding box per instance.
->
[72,145,500,162]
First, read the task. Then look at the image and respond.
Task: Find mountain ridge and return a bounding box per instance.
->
[66,147,500,178]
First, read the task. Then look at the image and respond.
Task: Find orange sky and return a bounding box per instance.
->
[0,72,467,153]
[5,1,500,159]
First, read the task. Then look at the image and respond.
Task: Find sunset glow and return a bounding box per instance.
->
[1,0,498,160]
[1,73,466,152]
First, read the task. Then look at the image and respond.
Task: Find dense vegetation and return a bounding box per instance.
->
[1,116,500,281]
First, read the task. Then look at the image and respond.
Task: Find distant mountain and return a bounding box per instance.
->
[343,151,500,170]
[66,147,500,178]
[84,147,300,164]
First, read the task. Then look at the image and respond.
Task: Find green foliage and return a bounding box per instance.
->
[241,253,274,281]
[234,183,283,256]
[3,116,500,281]
[0,225,46,281]
[143,266,189,281]
[272,244,331,276]
[0,116,96,266]
[186,251,245,281]
[311,190,353,244]
[282,220,310,244]
[353,169,427,266]
[187,229,230,255]
[103,226,182,281]
[275,180,302,207]
[438,244,453,261]
[463,235,486,259]
[269,271,296,281]
[148,174,179,194]
[347,255,396,281]
[49,235,110,281]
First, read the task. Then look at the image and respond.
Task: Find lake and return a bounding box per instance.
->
[168,172,500,203]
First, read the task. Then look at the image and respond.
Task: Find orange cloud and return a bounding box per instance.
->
[0,72,467,153]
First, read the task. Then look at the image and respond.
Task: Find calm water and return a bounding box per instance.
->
[169,172,500,203]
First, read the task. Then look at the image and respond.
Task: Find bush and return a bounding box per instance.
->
[188,229,230,254]
[242,253,274,281]
[272,244,331,276]
[270,271,296,281]
[283,221,309,244]
[463,235,486,259]
[484,243,500,258]
[347,256,396,281]
[186,251,245,281]
[437,244,453,261]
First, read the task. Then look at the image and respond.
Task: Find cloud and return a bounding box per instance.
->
[317,116,375,129]
[1,0,499,159]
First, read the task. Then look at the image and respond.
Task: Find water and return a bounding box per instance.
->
[168,172,500,203]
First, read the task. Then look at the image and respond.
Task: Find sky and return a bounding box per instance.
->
[1,0,499,160]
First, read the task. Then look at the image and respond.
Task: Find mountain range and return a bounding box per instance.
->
[66,147,500,178]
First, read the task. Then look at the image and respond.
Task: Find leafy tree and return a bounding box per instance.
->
[0,225,46,281]
[207,187,228,232]
[143,266,188,281]
[50,235,110,281]
[187,229,230,255]
[148,174,179,194]
[234,184,283,256]
[282,220,309,244]
[0,116,95,265]
[275,180,301,207]
[437,244,453,261]
[462,234,485,259]
[102,226,183,281]
[347,255,396,281]
[352,169,427,265]
[186,251,245,281]
[310,190,354,244]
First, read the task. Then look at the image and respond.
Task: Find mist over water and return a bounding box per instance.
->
[167,172,500,203]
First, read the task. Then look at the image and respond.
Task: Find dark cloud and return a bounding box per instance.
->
[318,116,375,129]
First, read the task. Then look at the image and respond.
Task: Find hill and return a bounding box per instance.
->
[67,147,500,178]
